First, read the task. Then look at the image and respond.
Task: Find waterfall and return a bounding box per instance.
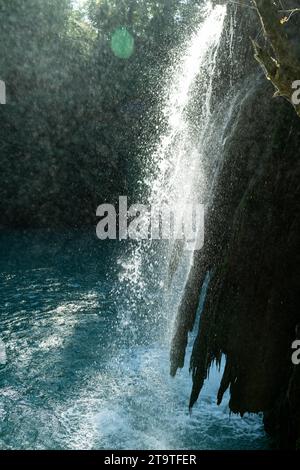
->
[145,2,227,221]
[117,2,227,333]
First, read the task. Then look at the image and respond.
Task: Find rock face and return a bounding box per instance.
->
[171,6,300,449]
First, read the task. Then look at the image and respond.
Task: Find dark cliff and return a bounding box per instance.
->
[171,4,300,449]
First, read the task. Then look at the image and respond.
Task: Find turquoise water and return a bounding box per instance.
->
[0,230,269,450]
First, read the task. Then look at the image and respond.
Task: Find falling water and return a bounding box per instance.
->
[145,4,226,229]
[104,2,267,450]
[118,3,227,309]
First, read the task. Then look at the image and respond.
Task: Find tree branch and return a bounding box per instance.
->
[252,0,300,116]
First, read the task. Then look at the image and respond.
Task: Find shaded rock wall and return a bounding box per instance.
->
[171,5,300,448]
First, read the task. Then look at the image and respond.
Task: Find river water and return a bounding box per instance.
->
[0,230,269,450]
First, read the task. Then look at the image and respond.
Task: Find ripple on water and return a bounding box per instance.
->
[0,232,269,450]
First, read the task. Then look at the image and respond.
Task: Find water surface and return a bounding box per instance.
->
[0,230,269,450]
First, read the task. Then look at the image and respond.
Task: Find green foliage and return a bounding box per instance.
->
[0,0,202,228]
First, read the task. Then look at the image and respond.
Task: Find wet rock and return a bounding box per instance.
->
[171,5,300,448]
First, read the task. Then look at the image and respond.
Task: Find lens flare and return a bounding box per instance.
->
[111,27,134,59]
